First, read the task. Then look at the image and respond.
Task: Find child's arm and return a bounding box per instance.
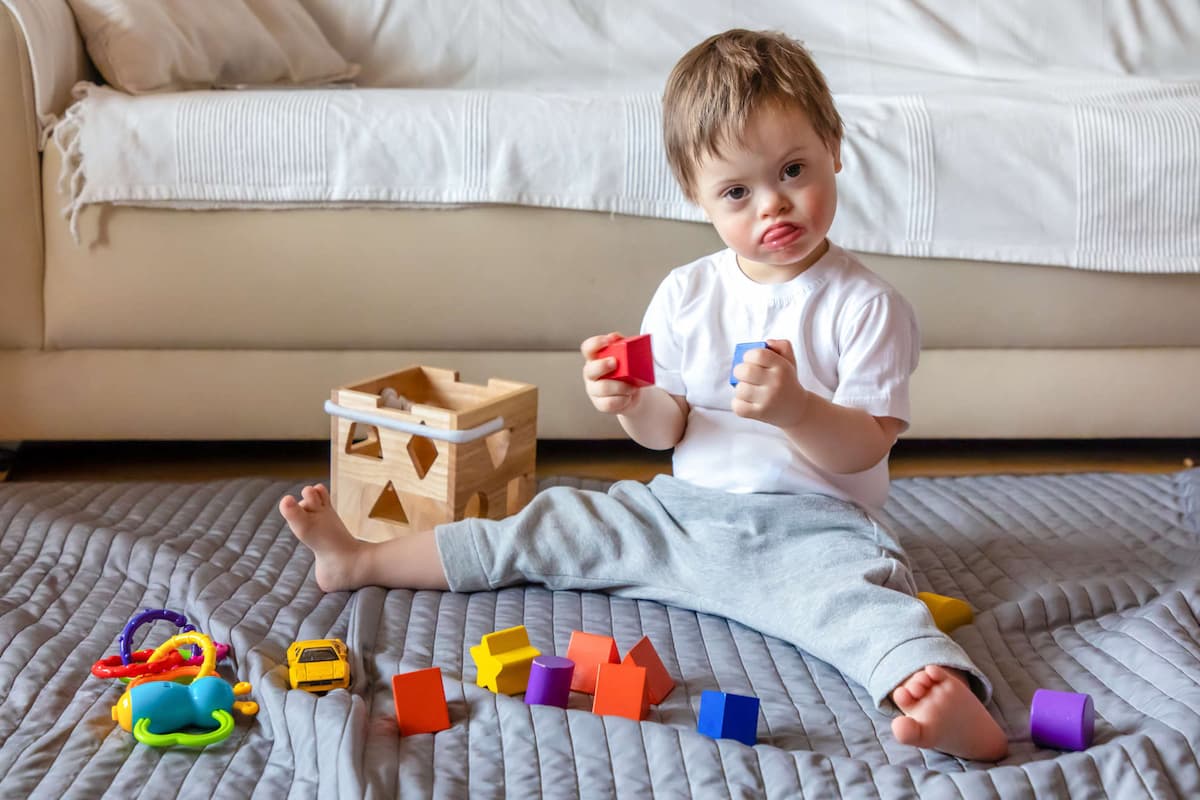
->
[582,332,688,450]
[780,394,903,474]
[732,339,901,473]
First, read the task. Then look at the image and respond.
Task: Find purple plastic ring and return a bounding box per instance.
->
[183,641,231,665]
[119,608,196,664]
[1030,688,1095,751]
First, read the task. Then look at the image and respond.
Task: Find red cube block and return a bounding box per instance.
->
[392,667,450,736]
[596,334,655,387]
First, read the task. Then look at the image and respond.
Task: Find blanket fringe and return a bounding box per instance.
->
[49,82,96,245]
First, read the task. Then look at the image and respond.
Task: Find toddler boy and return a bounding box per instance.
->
[281,29,1008,760]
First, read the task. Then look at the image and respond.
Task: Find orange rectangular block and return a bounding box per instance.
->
[392,667,450,736]
[566,631,620,694]
[592,662,648,721]
[622,635,675,705]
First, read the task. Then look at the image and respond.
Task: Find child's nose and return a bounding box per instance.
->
[759,190,791,217]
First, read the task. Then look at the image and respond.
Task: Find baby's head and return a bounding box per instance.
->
[663,30,845,281]
[662,29,843,203]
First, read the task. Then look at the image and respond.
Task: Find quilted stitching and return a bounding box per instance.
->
[1,470,1199,797]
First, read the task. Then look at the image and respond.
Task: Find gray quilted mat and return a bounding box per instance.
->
[1,470,1199,798]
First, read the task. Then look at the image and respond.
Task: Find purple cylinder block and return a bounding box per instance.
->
[1030,689,1095,751]
[524,656,574,708]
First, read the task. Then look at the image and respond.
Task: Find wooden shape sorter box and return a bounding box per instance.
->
[328,366,538,542]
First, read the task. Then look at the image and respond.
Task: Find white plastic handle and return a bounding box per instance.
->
[324,400,505,444]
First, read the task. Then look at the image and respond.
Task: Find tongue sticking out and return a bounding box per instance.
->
[763,224,801,248]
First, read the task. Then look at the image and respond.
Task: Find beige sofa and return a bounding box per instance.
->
[3,4,1199,443]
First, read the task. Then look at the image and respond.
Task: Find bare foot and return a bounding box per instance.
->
[891,665,1009,761]
[279,484,365,592]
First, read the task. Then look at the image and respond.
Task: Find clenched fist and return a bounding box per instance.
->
[730,339,811,429]
[581,332,641,415]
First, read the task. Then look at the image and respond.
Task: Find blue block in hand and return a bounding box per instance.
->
[697,690,760,746]
[730,342,769,386]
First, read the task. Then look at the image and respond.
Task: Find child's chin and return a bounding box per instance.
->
[776,239,827,265]
[761,247,812,266]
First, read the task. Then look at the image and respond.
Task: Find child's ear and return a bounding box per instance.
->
[833,141,843,173]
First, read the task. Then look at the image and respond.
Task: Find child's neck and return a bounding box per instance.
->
[736,238,830,284]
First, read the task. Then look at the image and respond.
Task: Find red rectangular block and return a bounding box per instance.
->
[592,662,648,721]
[392,667,450,736]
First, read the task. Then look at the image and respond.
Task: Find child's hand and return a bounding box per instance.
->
[581,332,640,415]
[731,339,810,429]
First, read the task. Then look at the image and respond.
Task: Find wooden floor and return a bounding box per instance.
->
[2,438,1196,483]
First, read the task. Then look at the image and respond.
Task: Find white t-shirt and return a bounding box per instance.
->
[640,243,920,515]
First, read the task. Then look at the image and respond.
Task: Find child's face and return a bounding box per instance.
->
[691,104,841,284]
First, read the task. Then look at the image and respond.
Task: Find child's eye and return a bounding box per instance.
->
[724,186,747,200]
[783,162,804,179]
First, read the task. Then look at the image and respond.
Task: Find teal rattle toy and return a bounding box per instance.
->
[111,632,258,747]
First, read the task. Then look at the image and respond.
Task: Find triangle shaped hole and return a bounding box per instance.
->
[369,481,408,524]
[345,422,383,460]
[485,428,511,469]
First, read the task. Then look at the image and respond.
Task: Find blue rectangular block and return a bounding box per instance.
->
[697,690,760,746]
[729,342,769,386]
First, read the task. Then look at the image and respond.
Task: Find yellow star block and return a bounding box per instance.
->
[918,591,974,633]
[469,625,541,695]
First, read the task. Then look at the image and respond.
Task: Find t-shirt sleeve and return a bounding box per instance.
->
[639,272,687,397]
[831,291,921,430]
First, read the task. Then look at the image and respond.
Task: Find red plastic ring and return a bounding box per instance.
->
[91,648,186,680]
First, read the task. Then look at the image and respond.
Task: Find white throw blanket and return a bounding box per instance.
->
[54,80,1200,273]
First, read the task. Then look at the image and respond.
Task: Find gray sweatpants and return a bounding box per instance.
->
[435,475,991,708]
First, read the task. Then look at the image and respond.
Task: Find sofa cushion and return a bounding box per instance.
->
[40,144,1200,353]
[300,0,1200,91]
[65,0,357,94]
[53,83,1200,274]
[5,348,1200,440]
[41,157,721,351]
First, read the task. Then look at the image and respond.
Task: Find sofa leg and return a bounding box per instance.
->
[0,442,19,481]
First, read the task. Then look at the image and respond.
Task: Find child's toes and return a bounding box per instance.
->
[891,715,926,747]
[893,685,916,710]
[925,665,951,683]
[279,496,305,523]
[901,675,931,700]
[300,485,324,507]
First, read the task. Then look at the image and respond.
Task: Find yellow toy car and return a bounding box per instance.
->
[287,638,350,693]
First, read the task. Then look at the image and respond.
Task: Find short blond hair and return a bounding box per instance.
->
[663,29,844,200]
